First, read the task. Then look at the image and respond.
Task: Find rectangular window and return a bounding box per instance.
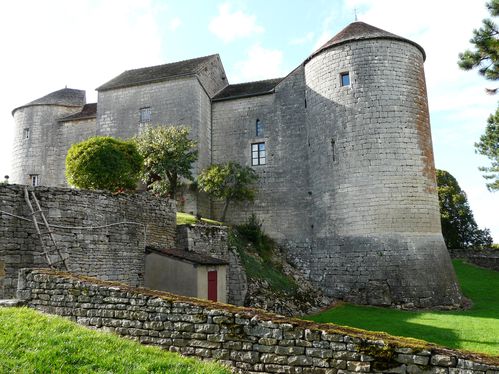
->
[340,72,350,87]
[139,107,151,123]
[256,119,263,137]
[251,142,266,166]
[29,174,39,187]
[24,128,30,139]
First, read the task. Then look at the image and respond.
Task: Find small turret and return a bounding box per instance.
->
[11,88,86,186]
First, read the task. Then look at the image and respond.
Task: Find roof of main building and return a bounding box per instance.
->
[308,21,425,61]
[96,54,219,92]
[212,78,283,101]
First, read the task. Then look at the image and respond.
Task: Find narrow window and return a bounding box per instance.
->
[24,128,30,139]
[340,72,350,87]
[139,107,151,123]
[251,142,266,166]
[331,138,336,162]
[29,174,39,187]
[256,119,263,137]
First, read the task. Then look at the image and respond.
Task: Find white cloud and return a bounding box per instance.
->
[208,3,264,43]
[0,0,165,178]
[233,43,285,83]
[169,17,182,31]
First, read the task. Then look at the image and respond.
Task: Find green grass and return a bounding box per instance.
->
[305,260,499,356]
[229,229,298,295]
[0,307,230,374]
[176,212,222,226]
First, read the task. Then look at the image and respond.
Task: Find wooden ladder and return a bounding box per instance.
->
[24,187,68,271]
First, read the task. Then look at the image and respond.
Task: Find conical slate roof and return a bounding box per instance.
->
[13,88,86,115]
[308,21,425,61]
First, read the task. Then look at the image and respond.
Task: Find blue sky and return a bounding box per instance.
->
[0,0,498,241]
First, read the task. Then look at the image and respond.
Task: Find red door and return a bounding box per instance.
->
[208,271,217,302]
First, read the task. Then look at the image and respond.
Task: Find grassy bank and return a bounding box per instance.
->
[305,260,499,356]
[0,307,229,373]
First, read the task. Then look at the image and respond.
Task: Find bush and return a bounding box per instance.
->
[66,136,142,192]
[235,214,273,259]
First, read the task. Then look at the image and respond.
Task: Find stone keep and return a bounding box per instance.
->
[9,22,463,308]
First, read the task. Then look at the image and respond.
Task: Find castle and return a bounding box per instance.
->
[10,22,463,308]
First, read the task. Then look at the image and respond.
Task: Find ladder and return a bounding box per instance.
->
[24,187,68,271]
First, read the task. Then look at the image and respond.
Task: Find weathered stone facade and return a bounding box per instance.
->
[9,21,463,307]
[0,184,175,298]
[17,269,499,374]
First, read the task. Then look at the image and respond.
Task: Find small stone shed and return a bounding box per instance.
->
[144,246,228,303]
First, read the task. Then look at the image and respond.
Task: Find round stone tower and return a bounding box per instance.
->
[11,88,86,187]
[304,22,463,308]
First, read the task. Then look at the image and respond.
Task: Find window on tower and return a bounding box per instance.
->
[24,128,30,139]
[340,72,350,87]
[139,107,152,123]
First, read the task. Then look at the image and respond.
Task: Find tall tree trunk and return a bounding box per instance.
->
[221,199,231,222]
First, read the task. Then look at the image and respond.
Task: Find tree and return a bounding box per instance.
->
[133,125,198,198]
[436,169,493,249]
[65,136,142,191]
[197,162,258,222]
[458,0,499,190]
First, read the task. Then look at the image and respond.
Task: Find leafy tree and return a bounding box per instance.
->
[133,126,198,198]
[436,169,493,249]
[458,0,499,190]
[197,162,258,222]
[65,136,142,191]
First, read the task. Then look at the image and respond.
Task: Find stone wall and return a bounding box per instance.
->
[449,249,499,272]
[0,185,175,298]
[18,268,499,374]
[176,224,247,306]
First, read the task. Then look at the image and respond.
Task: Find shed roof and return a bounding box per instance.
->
[146,246,228,266]
[96,55,219,92]
[308,21,425,61]
[58,103,97,122]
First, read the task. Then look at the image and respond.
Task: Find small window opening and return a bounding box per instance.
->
[139,107,152,123]
[251,142,266,166]
[256,119,263,137]
[340,72,350,87]
[331,138,336,162]
[29,174,39,187]
[24,128,30,139]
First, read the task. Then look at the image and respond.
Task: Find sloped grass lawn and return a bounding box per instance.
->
[0,307,230,374]
[176,212,222,226]
[306,260,499,356]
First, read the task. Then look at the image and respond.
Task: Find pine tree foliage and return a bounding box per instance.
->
[458,0,499,190]
[436,169,493,249]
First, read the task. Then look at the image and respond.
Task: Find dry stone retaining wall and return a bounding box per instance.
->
[18,268,499,374]
[448,249,499,272]
[0,185,175,298]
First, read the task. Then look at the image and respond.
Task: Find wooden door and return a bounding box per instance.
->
[207,270,217,302]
